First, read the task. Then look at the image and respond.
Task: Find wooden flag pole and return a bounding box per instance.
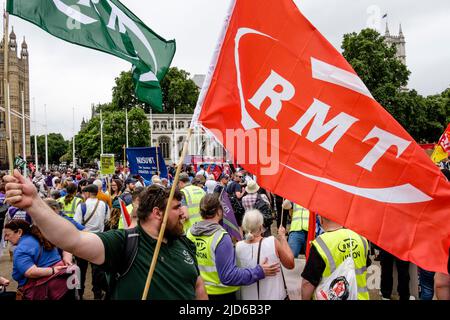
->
[155,143,160,176]
[141,128,193,300]
[280,198,285,228]
[123,144,127,172]
[107,174,111,196]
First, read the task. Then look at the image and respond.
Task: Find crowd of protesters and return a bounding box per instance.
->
[0,162,448,300]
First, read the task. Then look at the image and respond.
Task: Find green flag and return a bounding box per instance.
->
[7,0,176,111]
[14,156,26,169]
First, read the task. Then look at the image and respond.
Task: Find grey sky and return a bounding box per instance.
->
[4,0,450,140]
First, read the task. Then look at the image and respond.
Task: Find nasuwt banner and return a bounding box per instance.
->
[126,147,167,180]
[7,0,175,111]
[192,0,450,273]
[100,154,115,175]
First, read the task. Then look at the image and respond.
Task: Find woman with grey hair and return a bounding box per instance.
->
[236,209,294,300]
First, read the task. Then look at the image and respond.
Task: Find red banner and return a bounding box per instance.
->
[193,0,450,272]
[438,124,450,153]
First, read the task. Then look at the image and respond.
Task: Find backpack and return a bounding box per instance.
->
[105,227,140,298]
[253,193,273,229]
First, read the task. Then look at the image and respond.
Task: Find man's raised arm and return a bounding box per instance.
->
[4,170,105,265]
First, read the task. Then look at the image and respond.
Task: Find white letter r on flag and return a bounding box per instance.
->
[248,70,295,121]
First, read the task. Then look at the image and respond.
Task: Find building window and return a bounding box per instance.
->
[178,121,185,129]
[161,121,167,130]
[153,121,159,130]
[159,136,171,159]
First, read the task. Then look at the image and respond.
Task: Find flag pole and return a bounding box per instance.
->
[32,97,38,172]
[100,109,104,155]
[21,90,27,176]
[174,109,178,163]
[44,104,48,171]
[155,143,160,176]
[149,109,153,147]
[125,108,129,148]
[3,10,13,174]
[72,107,76,169]
[142,127,193,300]
[123,144,126,171]
[280,198,285,227]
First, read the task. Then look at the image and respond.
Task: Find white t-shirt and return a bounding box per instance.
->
[74,198,109,233]
[236,236,286,300]
[197,169,207,178]
[205,180,218,194]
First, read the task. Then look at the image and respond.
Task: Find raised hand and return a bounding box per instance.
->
[3,169,39,209]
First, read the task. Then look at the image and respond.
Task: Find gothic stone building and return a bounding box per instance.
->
[148,113,226,164]
[384,23,406,64]
[0,27,30,169]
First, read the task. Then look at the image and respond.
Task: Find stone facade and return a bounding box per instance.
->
[0,27,31,169]
[148,113,226,164]
[384,22,406,64]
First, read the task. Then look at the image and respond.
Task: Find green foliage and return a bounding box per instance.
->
[30,133,69,165]
[74,107,149,163]
[109,67,199,114]
[160,67,199,113]
[111,71,147,111]
[342,28,410,103]
[342,28,449,143]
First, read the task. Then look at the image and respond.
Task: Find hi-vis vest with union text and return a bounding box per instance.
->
[187,228,239,295]
[312,228,369,300]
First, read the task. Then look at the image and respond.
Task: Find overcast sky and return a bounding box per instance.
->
[3,0,450,140]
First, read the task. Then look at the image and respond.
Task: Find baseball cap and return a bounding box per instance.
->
[125,177,137,185]
[219,173,230,180]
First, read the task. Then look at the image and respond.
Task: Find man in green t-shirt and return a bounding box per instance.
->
[3,170,208,300]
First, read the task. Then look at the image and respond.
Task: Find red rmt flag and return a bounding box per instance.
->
[192,0,450,273]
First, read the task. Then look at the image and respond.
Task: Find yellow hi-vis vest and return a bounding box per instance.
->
[59,196,82,218]
[187,228,239,295]
[312,228,370,300]
[290,204,310,232]
[181,185,205,232]
[118,204,134,230]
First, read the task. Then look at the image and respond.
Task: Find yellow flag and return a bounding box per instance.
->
[430,145,448,164]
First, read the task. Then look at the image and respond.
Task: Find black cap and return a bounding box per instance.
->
[82,184,98,193]
[219,173,230,180]
[125,177,137,185]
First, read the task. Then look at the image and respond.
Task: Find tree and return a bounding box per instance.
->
[31,133,69,165]
[341,29,449,143]
[73,107,150,163]
[160,67,199,113]
[110,67,199,114]
[342,29,410,107]
[111,71,146,111]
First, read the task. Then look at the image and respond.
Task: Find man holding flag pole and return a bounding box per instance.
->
[2,0,210,300]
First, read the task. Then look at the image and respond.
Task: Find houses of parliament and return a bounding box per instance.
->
[0,26,30,170]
